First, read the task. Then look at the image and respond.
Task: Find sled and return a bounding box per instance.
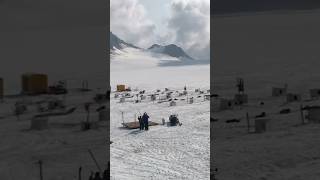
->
[122,121,159,129]
[34,107,77,118]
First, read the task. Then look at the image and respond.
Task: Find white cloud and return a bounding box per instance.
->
[166,0,210,60]
[110,0,156,48]
[110,0,210,60]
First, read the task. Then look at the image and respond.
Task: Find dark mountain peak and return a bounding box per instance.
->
[110,32,140,50]
[166,44,179,48]
[110,32,193,60]
[165,44,184,53]
[148,44,162,49]
[148,43,193,60]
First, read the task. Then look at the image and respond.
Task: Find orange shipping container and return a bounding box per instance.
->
[22,73,48,95]
[117,85,126,92]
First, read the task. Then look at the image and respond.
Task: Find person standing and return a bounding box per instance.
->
[142,112,149,131]
[93,172,102,180]
[102,169,108,180]
[88,171,94,180]
[138,115,143,130]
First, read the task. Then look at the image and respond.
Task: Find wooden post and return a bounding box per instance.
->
[88,149,102,173]
[63,94,66,105]
[187,94,188,103]
[0,77,3,103]
[108,161,110,176]
[300,104,305,124]
[78,166,82,180]
[15,103,21,121]
[62,80,67,104]
[16,113,20,121]
[87,110,90,123]
[85,103,90,123]
[38,160,43,180]
[121,111,124,124]
[152,95,154,104]
[64,80,67,90]
[246,112,250,133]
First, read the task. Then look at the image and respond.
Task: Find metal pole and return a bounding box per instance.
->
[38,160,43,180]
[121,111,124,124]
[78,166,82,180]
[85,103,90,123]
[187,94,188,103]
[246,112,250,133]
[300,104,305,124]
[88,149,102,173]
[87,109,90,123]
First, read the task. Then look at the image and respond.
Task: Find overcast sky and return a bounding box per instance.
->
[0,0,107,93]
[110,0,210,61]
[213,0,320,14]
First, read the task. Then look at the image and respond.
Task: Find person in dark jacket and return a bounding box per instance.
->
[102,169,108,180]
[138,115,144,130]
[93,172,102,180]
[89,171,94,180]
[103,161,110,180]
[142,112,149,131]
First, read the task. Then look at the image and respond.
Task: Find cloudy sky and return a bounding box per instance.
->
[213,0,320,14]
[111,0,210,61]
[0,0,107,93]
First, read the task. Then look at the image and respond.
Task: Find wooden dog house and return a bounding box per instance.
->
[255,118,270,133]
[219,98,234,110]
[306,106,320,123]
[272,87,287,97]
[234,94,248,105]
[286,93,301,103]
[31,116,49,130]
[310,89,320,99]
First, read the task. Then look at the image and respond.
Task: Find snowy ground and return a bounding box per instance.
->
[213,10,320,180]
[0,91,109,180]
[213,99,320,180]
[111,48,210,90]
[110,48,210,179]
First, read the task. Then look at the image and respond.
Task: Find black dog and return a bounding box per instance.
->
[225,119,240,123]
[255,112,266,118]
[210,118,219,122]
[280,108,291,114]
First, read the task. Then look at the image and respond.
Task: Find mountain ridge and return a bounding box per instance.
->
[110,32,194,60]
[110,32,141,50]
[148,43,193,60]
